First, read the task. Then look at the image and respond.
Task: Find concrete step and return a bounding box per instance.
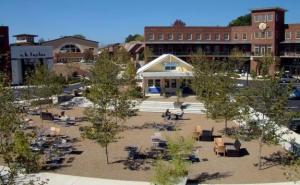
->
[137,101,205,114]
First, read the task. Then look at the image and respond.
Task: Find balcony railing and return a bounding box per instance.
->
[280,52,300,57]
[152,51,251,57]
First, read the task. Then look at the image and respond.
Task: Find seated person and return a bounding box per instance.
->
[165,109,171,120]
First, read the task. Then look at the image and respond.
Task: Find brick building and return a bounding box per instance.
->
[144,7,300,75]
[0,26,10,79]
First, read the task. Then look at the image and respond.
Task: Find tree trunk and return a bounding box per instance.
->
[105,145,109,164]
[224,117,228,135]
[258,131,264,170]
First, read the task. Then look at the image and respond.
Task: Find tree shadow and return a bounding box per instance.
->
[257,151,294,170]
[121,121,182,131]
[187,171,232,184]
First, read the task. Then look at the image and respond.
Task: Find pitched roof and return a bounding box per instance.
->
[42,36,99,44]
[136,54,193,74]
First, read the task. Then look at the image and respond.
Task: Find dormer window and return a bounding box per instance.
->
[165,63,176,70]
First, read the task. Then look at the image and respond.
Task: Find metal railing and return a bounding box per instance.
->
[152,51,251,57]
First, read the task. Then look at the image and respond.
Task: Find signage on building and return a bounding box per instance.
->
[11,46,53,59]
[19,52,46,57]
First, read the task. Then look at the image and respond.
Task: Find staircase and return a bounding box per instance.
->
[137,101,205,114]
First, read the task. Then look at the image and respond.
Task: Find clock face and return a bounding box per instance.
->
[259,23,267,31]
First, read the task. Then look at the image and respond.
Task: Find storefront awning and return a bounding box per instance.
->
[142,71,193,78]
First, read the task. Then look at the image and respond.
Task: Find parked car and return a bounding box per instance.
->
[280,74,300,83]
[289,87,300,100]
[288,118,300,134]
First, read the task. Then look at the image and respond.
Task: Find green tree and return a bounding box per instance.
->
[0,74,40,184]
[82,51,136,164]
[125,34,144,43]
[240,54,291,169]
[25,65,63,111]
[192,50,243,134]
[73,34,86,39]
[152,135,194,185]
[228,14,251,27]
[38,38,45,44]
[141,46,154,63]
[83,49,94,62]
[205,73,240,134]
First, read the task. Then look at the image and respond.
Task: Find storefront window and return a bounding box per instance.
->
[165,63,176,70]
[148,79,153,87]
[165,79,170,88]
[171,79,176,88]
[155,79,161,87]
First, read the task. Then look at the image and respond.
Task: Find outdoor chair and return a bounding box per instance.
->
[214,137,225,156]
[192,125,202,140]
[215,145,225,156]
[200,127,214,141]
[225,139,242,157]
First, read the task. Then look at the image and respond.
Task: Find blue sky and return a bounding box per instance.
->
[1,0,300,45]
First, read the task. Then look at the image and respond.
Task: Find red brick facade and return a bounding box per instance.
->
[0,26,10,79]
[145,7,300,75]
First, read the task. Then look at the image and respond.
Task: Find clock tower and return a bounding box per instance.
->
[250,7,286,74]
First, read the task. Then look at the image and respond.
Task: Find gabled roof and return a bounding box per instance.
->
[42,36,99,44]
[137,54,193,74]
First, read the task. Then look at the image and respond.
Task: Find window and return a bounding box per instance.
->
[60,44,81,53]
[267,14,273,22]
[267,46,272,54]
[285,32,291,40]
[234,33,238,40]
[196,33,201,40]
[155,79,161,87]
[296,46,300,55]
[177,33,183,40]
[296,32,300,39]
[255,14,266,22]
[254,46,260,55]
[255,32,268,39]
[148,79,154,87]
[204,45,210,53]
[204,33,211,40]
[171,79,176,88]
[168,33,173,40]
[224,33,230,40]
[254,15,259,22]
[165,79,170,88]
[242,33,247,40]
[165,63,176,70]
[214,46,220,53]
[187,33,192,40]
[148,33,154,41]
[158,33,164,40]
[215,33,221,40]
[266,31,272,39]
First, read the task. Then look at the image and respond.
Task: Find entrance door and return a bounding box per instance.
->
[164,79,177,94]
